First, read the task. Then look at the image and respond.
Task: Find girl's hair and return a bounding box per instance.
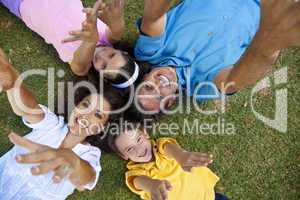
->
[99,41,152,88]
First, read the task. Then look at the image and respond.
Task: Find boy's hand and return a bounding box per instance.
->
[0,48,18,92]
[62,0,103,43]
[149,179,172,200]
[177,151,213,172]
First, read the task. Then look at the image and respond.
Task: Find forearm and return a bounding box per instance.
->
[75,158,96,187]
[133,176,155,192]
[164,142,184,162]
[6,84,44,124]
[71,41,97,76]
[107,23,125,43]
[224,34,279,93]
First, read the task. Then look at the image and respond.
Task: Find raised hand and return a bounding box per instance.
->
[97,0,125,28]
[62,0,103,43]
[177,151,213,172]
[97,0,126,42]
[9,132,86,190]
[258,0,300,52]
[0,48,18,92]
[149,179,172,200]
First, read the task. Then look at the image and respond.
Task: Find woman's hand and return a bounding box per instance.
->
[97,0,126,42]
[62,0,103,44]
[9,132,95,191]
[0,48,18,92]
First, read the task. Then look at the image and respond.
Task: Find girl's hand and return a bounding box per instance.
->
[9,132,87,190]
[0,48,18,92]
[177,151,213,172]
[97,0,125,29]
[62,0,103,44]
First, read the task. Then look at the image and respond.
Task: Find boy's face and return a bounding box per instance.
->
[115,129,153,163]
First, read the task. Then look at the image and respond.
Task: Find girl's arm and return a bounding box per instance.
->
[0,48,44,124]
[9,132,96,190]
[63,1,103,76]
[98,0,126,43]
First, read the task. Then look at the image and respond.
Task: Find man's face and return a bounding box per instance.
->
[136,67,178,113]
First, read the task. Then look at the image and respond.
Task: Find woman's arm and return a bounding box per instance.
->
[0,48,44,124]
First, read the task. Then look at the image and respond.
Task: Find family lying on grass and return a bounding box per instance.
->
[0,0,300,199]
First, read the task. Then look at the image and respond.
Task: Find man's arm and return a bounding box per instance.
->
[216,0,300,93]
[141,0,173,36]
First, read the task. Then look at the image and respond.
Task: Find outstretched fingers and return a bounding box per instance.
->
[9,132,42,152]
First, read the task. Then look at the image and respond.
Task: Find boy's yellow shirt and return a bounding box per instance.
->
[126,138,219,200]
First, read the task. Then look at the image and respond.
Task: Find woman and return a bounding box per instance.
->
[132,0,300,113]
[0,47,125,199]
[0,0,139,89]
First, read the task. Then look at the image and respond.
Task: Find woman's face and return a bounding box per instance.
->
[68,94,111,137]
[93,46,127,75]
[136,67,178,113]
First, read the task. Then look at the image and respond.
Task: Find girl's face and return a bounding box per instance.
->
[93,46,127,76]
[115,129,153,163]
[68,94,111,137]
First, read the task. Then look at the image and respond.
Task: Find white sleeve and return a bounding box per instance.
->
[80,146,102,190]
[22,105,60,130]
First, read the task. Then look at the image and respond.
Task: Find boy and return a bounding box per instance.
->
[107,124,228,200]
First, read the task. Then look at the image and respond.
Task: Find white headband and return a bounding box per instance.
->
[112,62,140,89]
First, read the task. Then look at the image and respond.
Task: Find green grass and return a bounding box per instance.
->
[0,1,300,200]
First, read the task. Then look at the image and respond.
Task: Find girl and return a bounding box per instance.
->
[0,0,140,89]
[0,47,125,199]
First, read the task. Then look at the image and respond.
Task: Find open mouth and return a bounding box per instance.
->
[138,149,148,158]
[158,75,170,87]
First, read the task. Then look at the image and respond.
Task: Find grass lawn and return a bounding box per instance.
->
[0,1,299,200]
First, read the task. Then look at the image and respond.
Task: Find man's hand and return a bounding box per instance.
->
[0,48,18,92]
[177,151,213,172]
[97,0,126,32]
[9,132,90,190]
[257,0,300,52]
[62,0,103,43]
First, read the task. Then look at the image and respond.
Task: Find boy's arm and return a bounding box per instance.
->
[98,0,126,43]
[0,48,44,124]
[141,0,173,36]
[133,176,172,200]
[164,142,213,172]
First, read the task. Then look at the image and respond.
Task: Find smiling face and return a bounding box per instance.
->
[136,67,178,113]
[115,128,153,163]
[68,94,111,137]
[93,46,127,77]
